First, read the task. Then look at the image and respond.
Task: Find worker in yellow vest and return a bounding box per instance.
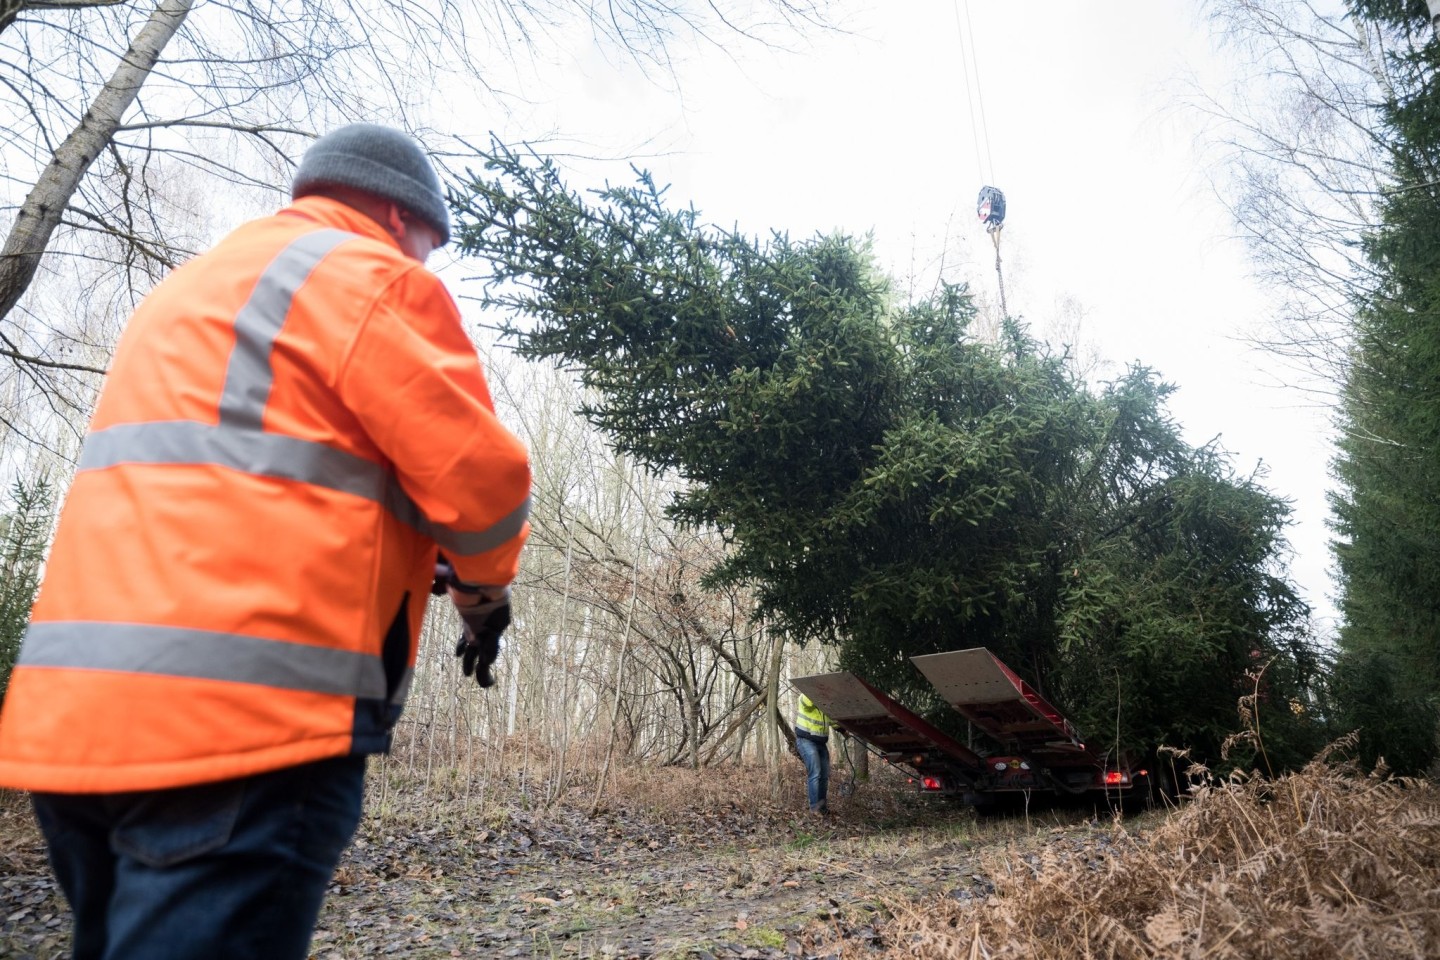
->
[794,693,837,814]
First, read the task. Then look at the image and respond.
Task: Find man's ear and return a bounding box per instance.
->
[384,202,407,240]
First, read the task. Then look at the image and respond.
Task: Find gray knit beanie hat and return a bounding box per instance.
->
[292,124,450,245]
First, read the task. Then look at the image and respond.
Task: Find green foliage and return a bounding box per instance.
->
[0,476,53,704]
[1054,450,1317,767]
[1328,0,1440,769]
[1326,648,1439,775]
[453,142,1318,767]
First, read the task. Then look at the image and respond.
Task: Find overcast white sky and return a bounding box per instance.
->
[446,2,1340,636]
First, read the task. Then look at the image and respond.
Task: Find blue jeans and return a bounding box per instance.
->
[31,754,366,960]
[795,734,830,811]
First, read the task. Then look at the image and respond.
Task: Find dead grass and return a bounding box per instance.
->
[595,745,940,828]
[841,740,1440,959]
[369,730,946,834]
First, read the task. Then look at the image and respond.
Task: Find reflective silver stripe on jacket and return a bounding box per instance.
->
[220,229,353,429]
[57,228,527,699]
[76,228,529,557]
[76,421,532,556]
[795,714,828,737]
[19,622,389,700]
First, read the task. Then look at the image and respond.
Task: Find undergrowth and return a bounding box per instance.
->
[835,733,1440,959]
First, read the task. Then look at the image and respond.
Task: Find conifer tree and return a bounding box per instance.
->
[1328,0,1440,772]
[0,476,52,704]
[454,144,1318,767]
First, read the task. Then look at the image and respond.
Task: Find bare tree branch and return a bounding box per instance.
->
[0,338,106,375]
[0,0,192,330]
[0,0,126,36]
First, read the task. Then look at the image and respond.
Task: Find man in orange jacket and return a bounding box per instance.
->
[0,124,531,960]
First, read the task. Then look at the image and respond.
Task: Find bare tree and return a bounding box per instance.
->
[473,358,798,773]
[0,0,832,449]
[1197,0,1413,398]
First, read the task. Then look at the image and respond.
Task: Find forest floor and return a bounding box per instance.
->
[0,753,1136,959]
[10,745,1432,958]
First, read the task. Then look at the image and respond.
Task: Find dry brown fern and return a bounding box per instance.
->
[841,746,1440,959]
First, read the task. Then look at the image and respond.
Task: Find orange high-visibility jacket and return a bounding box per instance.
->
[0,197,531,794]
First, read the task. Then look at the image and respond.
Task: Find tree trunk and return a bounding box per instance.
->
[587,533,640,815]
[701,693,764,765]
[544,527,576,805]
[765,623,786,799]
[0,0,22,33]
[685,677,701,770]
[0,0,192,329]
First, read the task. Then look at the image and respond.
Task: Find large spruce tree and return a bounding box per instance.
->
[454,144,1318,768]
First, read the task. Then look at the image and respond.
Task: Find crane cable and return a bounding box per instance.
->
[953,0,993,187]
[953,0,1008,320]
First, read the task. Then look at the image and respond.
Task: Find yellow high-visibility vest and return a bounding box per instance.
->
[795,694,832,739]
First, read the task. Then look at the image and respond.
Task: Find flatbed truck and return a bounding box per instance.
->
[794,648,1151,807]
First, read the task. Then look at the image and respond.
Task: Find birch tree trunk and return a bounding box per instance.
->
[588,535,641,814]
[0,0,192,335]
[543,527,575,805]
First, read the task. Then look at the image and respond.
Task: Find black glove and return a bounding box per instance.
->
[454,600,510,688]
[443,559,511,688]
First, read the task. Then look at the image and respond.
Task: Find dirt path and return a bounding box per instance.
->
[310,803,999,959]
[1,775,1109,960]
